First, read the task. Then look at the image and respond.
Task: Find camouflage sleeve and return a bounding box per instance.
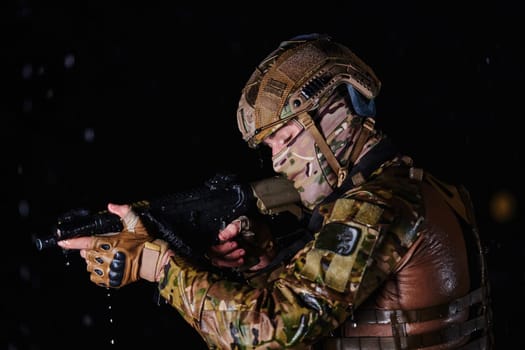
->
[154,202,377,349]
[157,196,417,349]
[158,250,350,349]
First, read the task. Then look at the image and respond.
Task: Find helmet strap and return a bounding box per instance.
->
[347,117,376,165]
[296,112,348,187]
[297,113,376,188]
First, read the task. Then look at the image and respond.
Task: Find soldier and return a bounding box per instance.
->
[59,34,493,349]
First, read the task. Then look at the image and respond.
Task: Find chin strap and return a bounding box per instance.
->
[347,117,376,165]
[296,112,376,187]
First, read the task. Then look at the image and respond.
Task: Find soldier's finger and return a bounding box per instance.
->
[218,221,241,241]
[57,236,94,250]
[107,203,131,218]
[208,240,239,257]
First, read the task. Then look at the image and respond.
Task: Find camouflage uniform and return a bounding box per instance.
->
[157,157,493,349]
[60,33,492,350]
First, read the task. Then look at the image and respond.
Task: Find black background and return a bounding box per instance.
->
[2,1,523,349]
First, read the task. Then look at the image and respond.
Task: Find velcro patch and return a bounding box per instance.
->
[315,223,361,256]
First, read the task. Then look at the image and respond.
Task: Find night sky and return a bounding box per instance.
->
[3,2,524,349]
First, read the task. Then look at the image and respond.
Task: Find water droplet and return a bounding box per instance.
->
[104,288,117,344]
[21,64,32,79]
[16,4,32,18]
[18,200,30,217]
[22,98,32,113]
[64,53,75,69]
[19,264,31,282]
[83,127,95,143]
[82,313,93,327]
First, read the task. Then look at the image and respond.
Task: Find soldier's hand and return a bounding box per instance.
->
[58,203,170,288]
[207,216,275,272]
[207,218,246,269]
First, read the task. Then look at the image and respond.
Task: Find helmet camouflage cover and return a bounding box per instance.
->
[237,34,381,148]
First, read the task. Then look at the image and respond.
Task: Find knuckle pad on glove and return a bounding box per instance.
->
[110,258,125,271]
[109,251,126,285]
[99,243,111,250]
[113,251,126,263]
[109,279,122,288]
[109,270,123,287]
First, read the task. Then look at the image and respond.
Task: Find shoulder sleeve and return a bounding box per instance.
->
[283,174,425,307]
[281,197,386,306]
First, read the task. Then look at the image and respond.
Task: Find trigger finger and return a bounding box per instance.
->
[58,236,94,250]
[218,223,240,241]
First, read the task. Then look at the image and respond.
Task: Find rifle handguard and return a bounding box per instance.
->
[250,177,302,218]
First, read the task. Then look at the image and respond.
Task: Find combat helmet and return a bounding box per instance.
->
[236,33,381,149]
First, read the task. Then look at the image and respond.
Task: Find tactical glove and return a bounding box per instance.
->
[84,209,169,288]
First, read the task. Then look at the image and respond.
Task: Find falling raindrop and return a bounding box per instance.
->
[84,127,95,143]
[106,288,117,345]
[62,249,72,267]
[22,98,32,113]
[18,200,30,217]
[19,264,31,282]
[21,64,32,79]
[64,53,75,69]
[82,313,93,327]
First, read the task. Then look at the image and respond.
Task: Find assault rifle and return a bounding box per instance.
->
[35,173,303,268]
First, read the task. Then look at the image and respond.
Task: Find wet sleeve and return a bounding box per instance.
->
[156,197,413,349]
[156,221,371,350]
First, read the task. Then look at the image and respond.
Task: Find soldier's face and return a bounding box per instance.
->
[262,120,303,156]
[264,119,335,210]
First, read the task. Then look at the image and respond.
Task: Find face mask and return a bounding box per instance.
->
[272,128,336,210]
[271,93,359,209]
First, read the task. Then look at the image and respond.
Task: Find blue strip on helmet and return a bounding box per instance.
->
[347,85,376,117]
